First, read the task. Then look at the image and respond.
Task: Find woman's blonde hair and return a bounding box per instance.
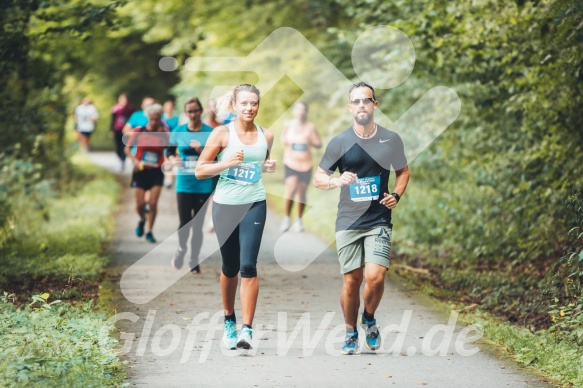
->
[215,84,260,117]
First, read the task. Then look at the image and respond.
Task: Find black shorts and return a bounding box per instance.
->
[131,168,164,190]
[78,130,93,138]
[284,165,312,184]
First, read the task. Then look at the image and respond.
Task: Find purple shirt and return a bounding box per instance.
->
[111,103,135,131]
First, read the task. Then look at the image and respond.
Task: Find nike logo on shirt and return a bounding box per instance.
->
[379,139,391,143]
[254,222,261,225]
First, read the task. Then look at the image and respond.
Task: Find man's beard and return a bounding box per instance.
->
[354,111,373,126]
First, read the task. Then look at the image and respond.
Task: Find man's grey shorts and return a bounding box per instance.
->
[335,226,392,274]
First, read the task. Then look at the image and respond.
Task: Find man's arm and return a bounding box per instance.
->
[379,165,410,209]
[313,166,357,190]
[313,136,357,190]
[313,167,333,190]
[393,165,410,197]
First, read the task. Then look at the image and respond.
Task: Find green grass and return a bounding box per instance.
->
[395,266,580,386]
[460,309,581,386]
[0,155,119,284]
[392,273,577,386]
[0,154,125,387]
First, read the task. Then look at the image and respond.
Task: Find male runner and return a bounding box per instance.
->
[313,82,410,355]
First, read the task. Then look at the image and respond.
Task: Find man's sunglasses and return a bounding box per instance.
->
[350,98,376,106]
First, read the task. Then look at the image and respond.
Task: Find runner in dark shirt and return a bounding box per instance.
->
[313,82,410,355]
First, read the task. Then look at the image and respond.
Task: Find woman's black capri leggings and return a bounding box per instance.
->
[212,200,266,278]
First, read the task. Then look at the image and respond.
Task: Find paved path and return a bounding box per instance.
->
[90,152,547,387]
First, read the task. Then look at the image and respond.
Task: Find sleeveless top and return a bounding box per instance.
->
[213,122,267,205]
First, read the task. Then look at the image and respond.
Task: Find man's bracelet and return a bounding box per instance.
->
[391,192,401,202]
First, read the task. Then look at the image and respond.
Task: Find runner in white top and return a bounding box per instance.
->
[74,98,99,152]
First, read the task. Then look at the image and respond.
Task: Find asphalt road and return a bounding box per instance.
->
[90,151,548,387]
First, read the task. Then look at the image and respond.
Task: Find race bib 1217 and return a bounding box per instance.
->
[227,163,261,185]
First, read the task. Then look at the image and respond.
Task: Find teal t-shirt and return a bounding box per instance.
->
[169,123,215,194]
[163,114,179,132]
[127,110,148,128]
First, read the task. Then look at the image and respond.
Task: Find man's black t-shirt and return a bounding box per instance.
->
[319,125,407,231]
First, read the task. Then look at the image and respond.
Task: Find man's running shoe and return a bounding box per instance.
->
[223,320,237,350]
[360,314,382,351]
[135,220,145,237]
[341,331,360,355]
[236,327,253,349]
[190,264,201,274]
[145,231,156,243]
[171,249,185,269]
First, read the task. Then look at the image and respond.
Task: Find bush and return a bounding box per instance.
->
[544,192,583,346]
[0,292,124,387]
[0,156,119,285]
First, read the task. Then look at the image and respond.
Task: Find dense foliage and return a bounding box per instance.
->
[0,292,123,387]
[333,0,583,263]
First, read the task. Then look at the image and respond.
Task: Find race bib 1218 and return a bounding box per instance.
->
[349,176,380,202]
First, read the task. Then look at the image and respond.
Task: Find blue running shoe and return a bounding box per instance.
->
[360,314,381,351]
[341,332,360,355]
[236,327,253,350]
[135,220,145,237]
[145,231,156,243]
[223,320,237,350]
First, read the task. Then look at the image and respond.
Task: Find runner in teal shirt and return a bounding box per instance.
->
[123,97,155,133]
[168,122,214,193]
[166,97,216,273]
[163,99,180,132]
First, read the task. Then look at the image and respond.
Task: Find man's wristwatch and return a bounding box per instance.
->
[391,192,400,202]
